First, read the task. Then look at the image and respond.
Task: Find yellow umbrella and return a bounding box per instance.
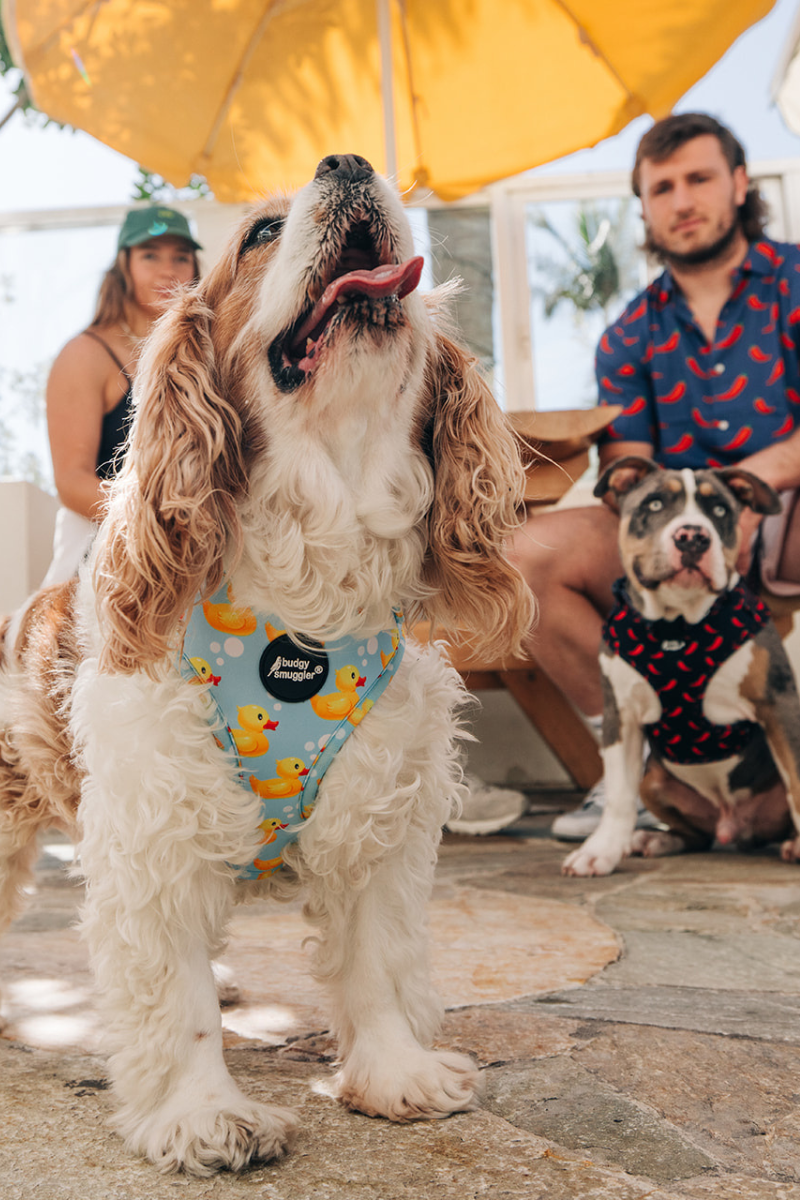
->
[4,0,775,202]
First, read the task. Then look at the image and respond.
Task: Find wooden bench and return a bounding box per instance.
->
[413,622,602,790]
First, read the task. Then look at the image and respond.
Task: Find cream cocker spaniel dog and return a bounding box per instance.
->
[0,154,533,1175]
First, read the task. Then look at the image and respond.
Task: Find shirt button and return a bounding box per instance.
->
[716,420,730,431]
[712,363,725,375]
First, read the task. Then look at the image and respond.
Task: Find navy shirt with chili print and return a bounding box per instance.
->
[596,238,800,468]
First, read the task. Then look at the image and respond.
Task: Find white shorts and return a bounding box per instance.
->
[40,506,96,589]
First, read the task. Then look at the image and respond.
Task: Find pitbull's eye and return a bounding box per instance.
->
[712,504,727,518]
[647,498,663,512]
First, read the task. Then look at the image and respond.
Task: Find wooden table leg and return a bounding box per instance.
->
[498,668,601,791]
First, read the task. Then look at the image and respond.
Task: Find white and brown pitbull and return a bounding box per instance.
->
[563,455,800,878]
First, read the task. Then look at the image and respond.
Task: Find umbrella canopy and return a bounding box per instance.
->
[4,0,775,202]
[772,1,800,135]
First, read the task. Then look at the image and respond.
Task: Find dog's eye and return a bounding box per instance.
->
[241,218,285,253]
[712,504,727,518]
[647,498,663,512]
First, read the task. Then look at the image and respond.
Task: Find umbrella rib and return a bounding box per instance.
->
[396,0,424,180]
[201,0,285,162]
[552,0,634,101]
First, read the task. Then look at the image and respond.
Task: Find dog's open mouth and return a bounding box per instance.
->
[269,222,423,392]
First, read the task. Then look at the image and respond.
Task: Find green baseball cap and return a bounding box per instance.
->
[117,205,202,251]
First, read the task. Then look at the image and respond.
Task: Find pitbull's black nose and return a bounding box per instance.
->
[315,154,374,183]
[673,524,711,561]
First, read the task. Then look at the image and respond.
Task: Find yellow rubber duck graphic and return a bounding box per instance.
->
[203,584,257,637]
[230,705,279,757]
[253,853,285,876]
[249,757,309,800]
[188,656,221,686]
[252,817,289,876]
[256,816,288,844]
[380,630,400,670]
[310,665,370,723]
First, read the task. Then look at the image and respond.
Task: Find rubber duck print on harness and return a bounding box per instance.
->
[603,577,771,764]
[180,582,406,879]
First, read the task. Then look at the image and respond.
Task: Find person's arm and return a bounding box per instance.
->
[46,335,111,521]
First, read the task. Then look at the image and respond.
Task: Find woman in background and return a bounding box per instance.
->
[42,205,201,586]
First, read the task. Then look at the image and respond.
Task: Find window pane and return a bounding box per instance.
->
[525,198,646,411]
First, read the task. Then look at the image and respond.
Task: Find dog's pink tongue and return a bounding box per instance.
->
[324,256,423,304]
[293,256,423,349]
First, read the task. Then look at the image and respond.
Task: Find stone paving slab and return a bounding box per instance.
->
[0,1043,681,1200]
[4,825,800,1196]
[526,985,800,1041]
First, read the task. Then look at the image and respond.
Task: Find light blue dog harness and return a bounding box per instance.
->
[180,583,406,879]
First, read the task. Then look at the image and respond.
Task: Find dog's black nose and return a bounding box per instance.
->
[315,154,374,183]
[673,524,711,560]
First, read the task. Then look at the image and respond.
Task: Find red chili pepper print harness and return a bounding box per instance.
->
[603,579,771,764]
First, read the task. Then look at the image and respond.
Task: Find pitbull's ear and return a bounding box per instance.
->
[594,455,660,513]
[714,467,783,516]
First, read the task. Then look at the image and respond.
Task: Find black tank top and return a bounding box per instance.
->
[82,329,134,480]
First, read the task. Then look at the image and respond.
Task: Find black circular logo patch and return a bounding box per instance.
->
[259,635,329,703]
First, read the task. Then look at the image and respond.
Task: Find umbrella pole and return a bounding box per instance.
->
[377,0,398,183]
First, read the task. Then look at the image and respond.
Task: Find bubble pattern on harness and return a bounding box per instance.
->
[180,583,406,878]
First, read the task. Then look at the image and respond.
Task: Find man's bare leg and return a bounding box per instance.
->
[509,503,622,718]
[777,491,800,586]
[452,502,627,838]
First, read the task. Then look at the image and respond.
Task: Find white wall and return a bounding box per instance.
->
[0,480,58,614]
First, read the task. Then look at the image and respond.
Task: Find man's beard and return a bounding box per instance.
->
[644,207,741,268]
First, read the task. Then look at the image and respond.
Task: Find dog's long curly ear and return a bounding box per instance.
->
[94,289,247,675]
[421,330,535,660]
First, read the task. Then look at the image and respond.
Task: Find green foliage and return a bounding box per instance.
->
[0,13,35,118]
[532,200,638,324]
[0,360,52,489]
[132,168,212,204]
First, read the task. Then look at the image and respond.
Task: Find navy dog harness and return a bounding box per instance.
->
[180,583,406,878]
[603,578,771,764]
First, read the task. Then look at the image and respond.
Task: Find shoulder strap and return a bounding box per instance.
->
[81,329,132,379]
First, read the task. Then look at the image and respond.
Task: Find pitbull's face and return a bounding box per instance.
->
[618,468,743,620]
[595,456,782,622]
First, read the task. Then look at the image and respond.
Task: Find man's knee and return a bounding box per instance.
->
[510,504,619,591]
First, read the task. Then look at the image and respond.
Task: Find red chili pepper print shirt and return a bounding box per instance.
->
[596,238,800,468]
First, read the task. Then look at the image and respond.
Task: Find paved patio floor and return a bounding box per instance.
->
[3,797,800,1199]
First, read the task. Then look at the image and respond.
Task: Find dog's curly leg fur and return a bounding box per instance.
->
[296,643,481,1121]
[72,659,297,1175]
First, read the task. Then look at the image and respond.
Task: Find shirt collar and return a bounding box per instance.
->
[654,238,775,304]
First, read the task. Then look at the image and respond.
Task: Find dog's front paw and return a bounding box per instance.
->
[781,835,800,863]
[335,1047,481,1121]
[562,834,625,877]
[631,829,686,858]
[128,1099,297,1176]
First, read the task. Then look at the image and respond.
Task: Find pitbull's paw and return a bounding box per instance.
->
[780,835,800,863]
[562,834,625,877]
[631,829,686,858]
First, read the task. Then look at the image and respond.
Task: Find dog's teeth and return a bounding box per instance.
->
[306,338,314,353]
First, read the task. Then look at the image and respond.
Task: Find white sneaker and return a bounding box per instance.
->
[550,776,664,841]
[446,775,527,836]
